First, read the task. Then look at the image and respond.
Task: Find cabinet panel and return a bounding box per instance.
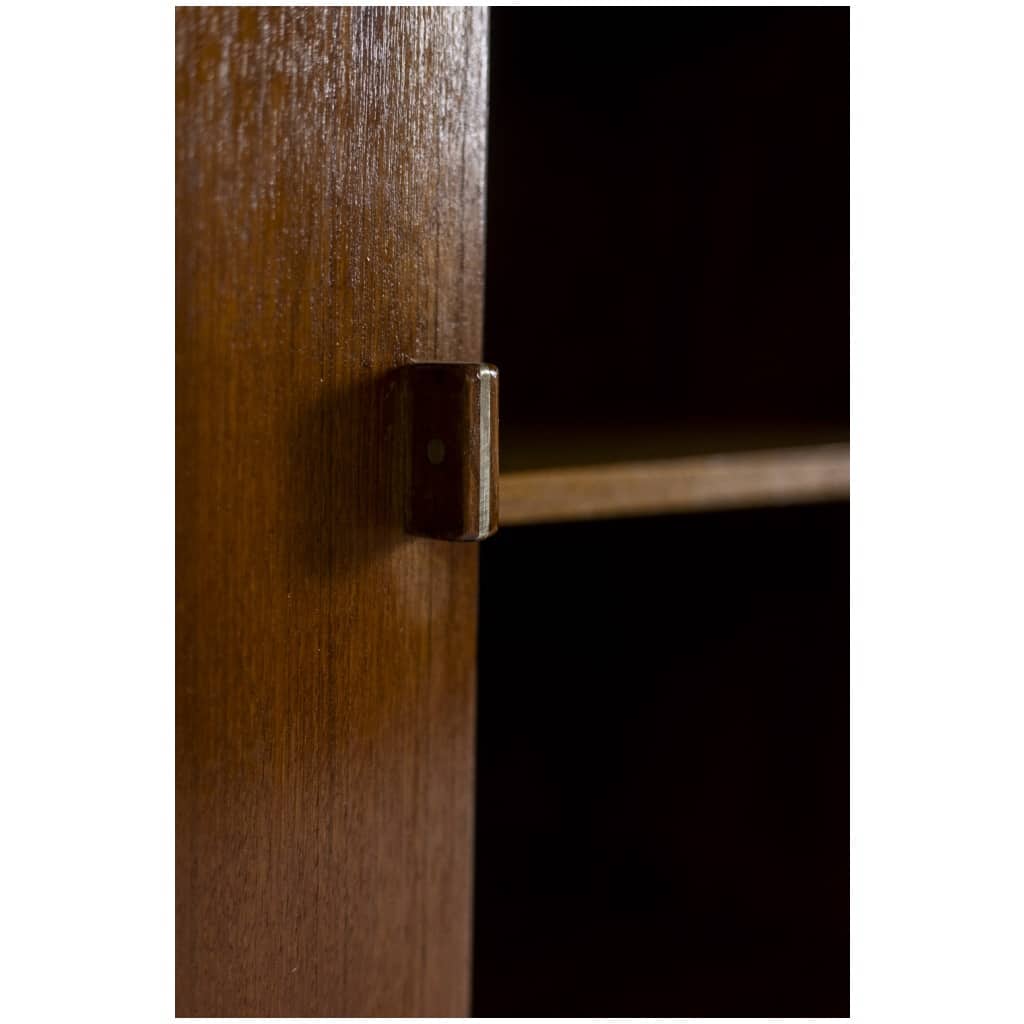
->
[175,8,487,1015]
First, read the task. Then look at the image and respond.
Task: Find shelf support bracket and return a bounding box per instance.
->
[403,362,499,541]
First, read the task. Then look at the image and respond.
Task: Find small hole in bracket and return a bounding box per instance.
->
[427,438,445,465]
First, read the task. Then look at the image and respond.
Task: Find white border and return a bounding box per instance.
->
[3,2,1024,1022]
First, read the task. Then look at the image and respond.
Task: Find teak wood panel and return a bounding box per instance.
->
[176,8,487,1016]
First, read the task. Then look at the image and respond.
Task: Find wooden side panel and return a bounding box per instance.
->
[175,9,487,1016]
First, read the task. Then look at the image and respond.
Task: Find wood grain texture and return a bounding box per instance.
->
[176,8,487,1016]
[406,362,499,541]
[500,443,849,526]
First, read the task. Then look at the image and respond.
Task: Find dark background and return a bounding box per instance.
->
[484,7,849,439]
[475,505,849,1016]
[474,8,849,1016]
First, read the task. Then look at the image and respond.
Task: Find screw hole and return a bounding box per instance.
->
[427,439,445,465]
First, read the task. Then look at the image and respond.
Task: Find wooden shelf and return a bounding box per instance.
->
[500,441,849,526]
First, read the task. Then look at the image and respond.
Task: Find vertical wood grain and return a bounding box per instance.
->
[175,8,487,1016]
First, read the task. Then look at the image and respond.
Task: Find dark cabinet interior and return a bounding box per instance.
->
[486,7,848,464]
[474,504,849,1015]
[474,9,849,1015]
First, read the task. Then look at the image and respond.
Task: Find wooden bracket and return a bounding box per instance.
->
[404,362,499,541]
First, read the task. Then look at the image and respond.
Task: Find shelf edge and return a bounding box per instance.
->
[499,442,850,526]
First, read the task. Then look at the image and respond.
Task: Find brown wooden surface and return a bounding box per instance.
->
[500,442,849,526]
[406,363,499,540]
[176,8,487,1016]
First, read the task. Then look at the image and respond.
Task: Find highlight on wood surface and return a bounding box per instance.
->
[500,442,849,526]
